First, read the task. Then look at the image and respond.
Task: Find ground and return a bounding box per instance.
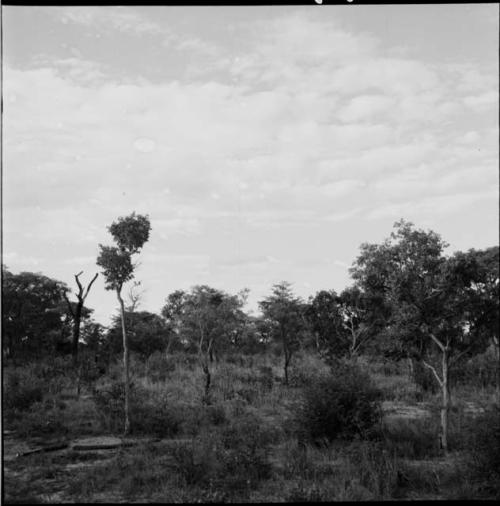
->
[2,351,497,502]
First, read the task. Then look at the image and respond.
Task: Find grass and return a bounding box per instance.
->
[3,351,499,502]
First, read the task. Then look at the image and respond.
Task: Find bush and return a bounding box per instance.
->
[172,414,273,498]
[343,441,401,499]
[464,404,500,497]
[4,370,44,414]
[380,416,440,459]
[296,363,382,443]
[451,351,497,389]
[13,401,68,438]
[94,381,182,437]
[146,351,176,383]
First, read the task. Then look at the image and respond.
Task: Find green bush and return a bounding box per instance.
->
[296,363,382,443]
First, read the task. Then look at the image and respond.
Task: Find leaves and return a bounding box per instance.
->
[96,245,134,291]
[96,212,151,292]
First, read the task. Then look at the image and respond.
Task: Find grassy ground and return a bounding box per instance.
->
[3,350,499,503]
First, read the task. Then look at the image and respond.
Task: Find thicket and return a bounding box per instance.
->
[296,362,383,443]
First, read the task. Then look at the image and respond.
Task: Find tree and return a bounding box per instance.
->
[258,282,306,385]
[166,285,245,401]
[306,290,348,359]
[350,220,492,452]
[2,266,69,361]
[107,310,168,358]
[463,247,499,396]
[63,271,98,366]
[337,286,387,360]
[96,212,151,435]
[161,289,188,354]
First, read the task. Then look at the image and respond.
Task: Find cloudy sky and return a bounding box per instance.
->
[3,4,499,325]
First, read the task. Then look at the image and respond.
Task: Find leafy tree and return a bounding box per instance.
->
[462,247,499,396]
[96,212,151,435]
[161,289,189,354]
[165,285,245,400]
[337,286,388,360]
[306,290,348,359]
[63,271,98,366]
[350,220,492,452]
[2,266,69,361]
[258,282,307,385]
[107,310,168,358]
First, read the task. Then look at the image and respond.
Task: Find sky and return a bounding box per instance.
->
[2,4,499,326]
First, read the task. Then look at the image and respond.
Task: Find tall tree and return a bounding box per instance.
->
[350,220,492,452]
[63,271,98,366]
[259,282,306,385]
[96,212,151,435]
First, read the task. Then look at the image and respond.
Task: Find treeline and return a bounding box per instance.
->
[2,219,499,449]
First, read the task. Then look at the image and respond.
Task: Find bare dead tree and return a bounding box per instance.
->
[64,271,98,366]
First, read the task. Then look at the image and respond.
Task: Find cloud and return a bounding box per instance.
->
[366,189,498,221]
[3,8,498,324]
[463,91,499,111]
[56,6,166,36]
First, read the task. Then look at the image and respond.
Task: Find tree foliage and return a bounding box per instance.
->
[259,282,307,385]
[2,266,70,360]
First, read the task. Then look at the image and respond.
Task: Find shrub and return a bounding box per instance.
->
[296,363,382,443]
[94,380,182,437]
[13,401,68,438]
[411,360,438,394]
[93,380,125,433]
[464,404,500,497]
[171,415,273,499]
[380,416,440,459]
[451,351,497,389]
[146,351,175,383]
[343,441,401,499]
[257,365,274,391]
[4,370,44,414]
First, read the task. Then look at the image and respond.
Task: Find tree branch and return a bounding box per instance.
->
[63,292,75,318]
[429,332,445,352]
[422,359,443,387]
[450,345,473,367]
[82,273,98,301]
[74,272,84,299]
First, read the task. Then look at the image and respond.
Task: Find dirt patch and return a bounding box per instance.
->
[383,401,431,420]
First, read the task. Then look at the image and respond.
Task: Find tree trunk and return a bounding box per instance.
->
[284,351,290,386]
[440,348,450,453]
[117,290,131,436]
[72,305,82,366]
[494,338,500,402]
[202,360,211,403]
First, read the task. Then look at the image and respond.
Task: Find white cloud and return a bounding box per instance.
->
[3,7,498,324]
[57,6,165,36]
